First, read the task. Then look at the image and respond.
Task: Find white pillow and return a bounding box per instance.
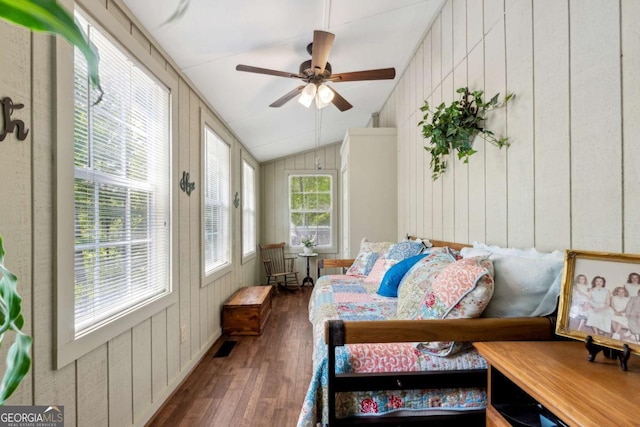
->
[482,253,563,318]
[470,242,563,260]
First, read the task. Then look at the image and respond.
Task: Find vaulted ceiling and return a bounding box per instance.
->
[122,0,444,162]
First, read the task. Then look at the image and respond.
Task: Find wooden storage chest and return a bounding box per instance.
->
[222,286,272,335]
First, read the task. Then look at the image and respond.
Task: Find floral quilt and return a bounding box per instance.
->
[296,274,488,427]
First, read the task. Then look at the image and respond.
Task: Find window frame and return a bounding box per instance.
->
[201,110,233,285]
[284,169,338,254]
[55,4,178,369]
[241,153,257,264]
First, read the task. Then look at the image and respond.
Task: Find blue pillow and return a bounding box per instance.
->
[377,253,429,297]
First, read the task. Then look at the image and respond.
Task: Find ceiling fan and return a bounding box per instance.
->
[236,30,396,112]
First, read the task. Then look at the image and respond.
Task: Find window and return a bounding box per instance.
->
[203,125,231,278]
[242,158,256,259]
[73,13,171,335]
[289,174,334,249]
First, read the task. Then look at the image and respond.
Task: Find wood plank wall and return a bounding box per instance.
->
[0,0,261,425]
[260,143,342,282]
[379,0,640,254]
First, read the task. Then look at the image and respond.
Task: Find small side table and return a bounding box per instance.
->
[298,253,318,286]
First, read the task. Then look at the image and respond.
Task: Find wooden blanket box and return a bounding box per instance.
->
[222,285,272,335]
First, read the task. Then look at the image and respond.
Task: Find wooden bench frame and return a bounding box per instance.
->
[316,238,558,426]
[325,317,555,426]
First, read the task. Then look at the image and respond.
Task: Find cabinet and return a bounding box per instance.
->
[475,341,640,427]
[340,128,397,258]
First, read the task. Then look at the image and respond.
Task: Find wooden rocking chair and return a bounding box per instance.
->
[259,242,300,292]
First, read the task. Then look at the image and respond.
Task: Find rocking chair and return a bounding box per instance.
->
[259,242,300,292]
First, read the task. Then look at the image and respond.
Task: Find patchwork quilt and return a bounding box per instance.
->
[296,274,488,427]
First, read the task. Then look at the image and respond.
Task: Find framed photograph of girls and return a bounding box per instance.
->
[556,249,640,356]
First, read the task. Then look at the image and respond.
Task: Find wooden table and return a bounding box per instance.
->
[475,341,640,427]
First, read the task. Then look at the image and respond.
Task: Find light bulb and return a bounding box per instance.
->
[298,83,317,108]
[315,84,334,109]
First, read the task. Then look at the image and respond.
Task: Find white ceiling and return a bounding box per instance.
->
[121,0,443,162]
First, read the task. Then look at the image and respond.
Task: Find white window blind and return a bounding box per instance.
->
[242,159,256,257]
[73,12,171,336]
[204,127,231,275]
[289,174,333,248]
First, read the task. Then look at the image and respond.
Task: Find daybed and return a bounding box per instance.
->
[297,239,563,427]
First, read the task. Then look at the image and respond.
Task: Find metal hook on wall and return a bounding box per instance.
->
[233,191,240,208]
[180,171,195,196]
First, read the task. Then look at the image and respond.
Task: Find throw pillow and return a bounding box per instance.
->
[482,253,563,318]
[417,256,494,356]
[363,257,398,284]
[377,254,429,297]
[387,240,427,261]
[345,238,394,276]
[395,248,456,319]
[345,251,380,277]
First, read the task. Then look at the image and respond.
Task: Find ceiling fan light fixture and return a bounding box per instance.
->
[298,83,317,108]
[315,84,334,109]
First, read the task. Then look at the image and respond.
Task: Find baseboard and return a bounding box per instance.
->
[140,328,222,426]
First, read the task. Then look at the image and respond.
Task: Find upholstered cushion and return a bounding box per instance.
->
[395,248,456,319]
[417,257,494,356]
[387,240,426,261]
[377,254,429,297]
[346,238,394,276]
[363,257,398,284]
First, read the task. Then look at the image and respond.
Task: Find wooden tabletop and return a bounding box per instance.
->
[475,341,640,427]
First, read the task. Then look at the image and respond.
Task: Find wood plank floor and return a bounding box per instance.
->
[147,286,313,427]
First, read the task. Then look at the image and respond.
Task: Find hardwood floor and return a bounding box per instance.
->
[147,286,313,427]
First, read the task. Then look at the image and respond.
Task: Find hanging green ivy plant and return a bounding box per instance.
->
[419,87,514,180]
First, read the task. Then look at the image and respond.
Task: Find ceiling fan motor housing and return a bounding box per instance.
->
[299,59,332,80]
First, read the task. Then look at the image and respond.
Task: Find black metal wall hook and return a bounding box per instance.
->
[179,171,195,196]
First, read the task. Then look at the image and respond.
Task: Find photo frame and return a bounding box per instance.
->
[556,250,640,356]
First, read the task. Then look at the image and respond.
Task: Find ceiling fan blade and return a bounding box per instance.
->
[269,85,306,108]
[330,68,396,82]
[236,64,302,79]
[327,86,353,112]
[311,30,335,76]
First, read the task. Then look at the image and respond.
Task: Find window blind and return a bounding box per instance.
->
[73,13,171,335]
[242,159,256,257]
[204,127,231,275]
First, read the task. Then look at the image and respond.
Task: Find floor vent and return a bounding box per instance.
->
[213,340,237,358]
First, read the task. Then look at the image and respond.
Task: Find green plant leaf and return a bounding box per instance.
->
[0,0,102,102]
[0,236,31,404]
[419,87,514,180]
[0,332,32,405]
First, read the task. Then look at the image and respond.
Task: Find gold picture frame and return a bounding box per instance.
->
[556,249,640,356]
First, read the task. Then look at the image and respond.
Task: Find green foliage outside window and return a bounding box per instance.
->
[289,175,332,247]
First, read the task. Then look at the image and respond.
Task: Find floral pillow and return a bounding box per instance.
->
[386,240,427,261]
[345,238,394,276]
[417,256,494,356]
[345,251,379,277]
[363,257,397,284]
[395,248,456,319]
